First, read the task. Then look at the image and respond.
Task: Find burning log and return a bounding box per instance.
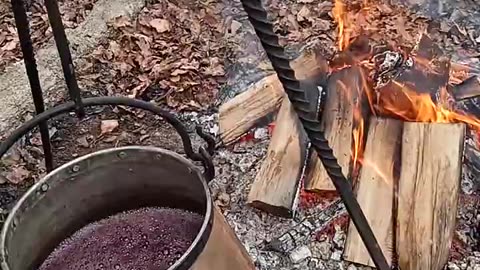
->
[305,66,366,192]
[397,122,464,270]
[247,98,310,217]
[344,117,402,267]
[376,34,451,114]
[218,49,328,145]
[343,120,465,269]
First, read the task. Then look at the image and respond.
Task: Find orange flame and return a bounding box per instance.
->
[330,1,480,189]
[336,77,367,172]
[352,116,364,172]
[333,0,350,51]
[379,81,480,130]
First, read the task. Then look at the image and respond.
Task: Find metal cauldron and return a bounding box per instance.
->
[1,146,213,270]
[0,144,255,270]
[0,98,254,270]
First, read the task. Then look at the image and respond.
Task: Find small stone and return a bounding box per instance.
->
[209,124,219,136]
[332,226,346,248]
[310,240,331,260]
[347,264,357,270]
[447,263,461,270]
[76,136,89,148]
[100,119,119,135]
[330,250,342,261]
[289,245,312,264]
[215,192,230,207]
[254,128,269,140]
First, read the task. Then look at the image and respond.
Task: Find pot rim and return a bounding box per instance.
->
[0,146,213,270]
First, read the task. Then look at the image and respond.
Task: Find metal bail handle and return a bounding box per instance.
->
[0,96,216,182]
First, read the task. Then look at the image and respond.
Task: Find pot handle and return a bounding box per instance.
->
[0,96,216,182]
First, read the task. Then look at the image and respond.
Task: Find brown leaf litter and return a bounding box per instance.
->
[80,0,227,110]
[100,119,119,135]
[267,0,429,56]
[0,0,97,72]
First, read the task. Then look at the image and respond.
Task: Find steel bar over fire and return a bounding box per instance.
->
[239,0,390,269]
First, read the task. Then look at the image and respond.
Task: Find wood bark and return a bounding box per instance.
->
[247,98,309,217]
[218,49,328,145]
[397,122,465,270]
[191,206,255,270]
[344,117,402,267]
[305,66,365,192]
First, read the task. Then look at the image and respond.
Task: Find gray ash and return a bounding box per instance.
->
[38,207,204,270]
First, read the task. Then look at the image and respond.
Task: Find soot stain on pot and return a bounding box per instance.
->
[38,207,204,270]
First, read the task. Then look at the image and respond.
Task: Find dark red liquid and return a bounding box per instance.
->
[38,207,204,270]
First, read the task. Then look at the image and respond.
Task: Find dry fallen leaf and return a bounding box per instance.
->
[171,69,188,76]
[230,19,242,35]
[112,15,132,29]
[6,166,30,184]
[1,41,17,51]
[100,120,119,135]
[76,136,89,148]
[296,6,311,22]
[376,3,393,14]
[396,16,413,43]
[150,19,171,33]
[313,18,331,31]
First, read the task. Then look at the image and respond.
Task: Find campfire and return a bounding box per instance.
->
[219,0,480,269]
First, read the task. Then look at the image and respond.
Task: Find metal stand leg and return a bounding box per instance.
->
[44,0,85,117]
[11,0,54,172]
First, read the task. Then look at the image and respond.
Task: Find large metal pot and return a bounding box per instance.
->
[0,146,253,270]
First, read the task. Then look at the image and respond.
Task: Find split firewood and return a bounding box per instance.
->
[305,66,366,192]
[344,117,402,267]
[218,49,328,145]
[451,76,480,101]
[397,122,465,270]
[247,98,311,217]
